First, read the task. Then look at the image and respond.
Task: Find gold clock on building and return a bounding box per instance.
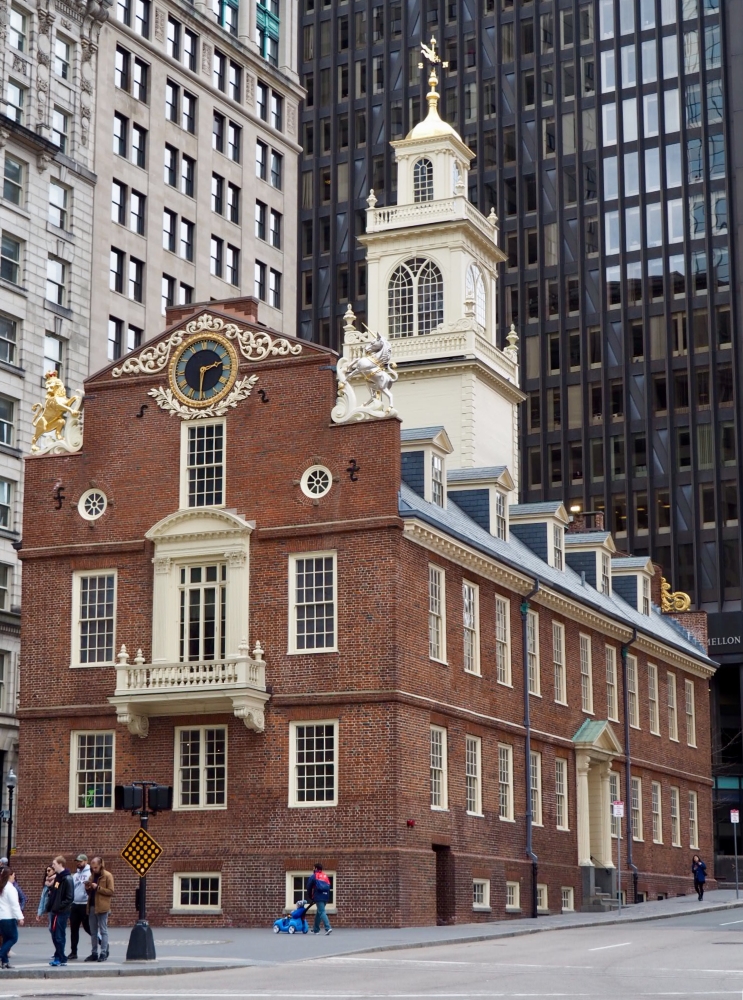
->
[169,334,239,407]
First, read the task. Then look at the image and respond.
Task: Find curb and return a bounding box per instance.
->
[3,898,742,977]
[336,898,743,958]
[0,961,247,979]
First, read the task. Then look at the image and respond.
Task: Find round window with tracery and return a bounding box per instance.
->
[78,489,108,521]
[300,465,333,499]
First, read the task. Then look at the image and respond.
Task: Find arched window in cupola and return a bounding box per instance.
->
[388,257,444,337]
[466,264,486,328]
[413,158,434,202]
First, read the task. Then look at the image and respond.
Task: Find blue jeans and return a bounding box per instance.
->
[0,919,18,963]
[51,911,69,963]
[313,899,331,932]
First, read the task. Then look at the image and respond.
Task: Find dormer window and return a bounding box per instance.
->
[553,524,564,570]
[494,492,507,540]
[413,157,434,202]
[642,576,651,615]
[601,553,611,594]
[431,454,444,507]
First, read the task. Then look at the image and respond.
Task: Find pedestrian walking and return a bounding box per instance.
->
[0,868,24,970]
[692,854,707,900]
[68,854,91,960]
[307,864,332,936]
[85,856,114,962]
[46,856,74,967]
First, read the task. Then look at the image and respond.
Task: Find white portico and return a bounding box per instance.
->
[350,47,524,483]
[573,719,623,908]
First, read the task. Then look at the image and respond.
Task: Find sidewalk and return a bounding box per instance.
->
[3,889,742,979]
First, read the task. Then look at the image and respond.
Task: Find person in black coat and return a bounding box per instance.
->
[692,854,707,900]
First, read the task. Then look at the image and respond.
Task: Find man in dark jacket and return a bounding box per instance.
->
[307,864,332,935]
[46,856,74,966]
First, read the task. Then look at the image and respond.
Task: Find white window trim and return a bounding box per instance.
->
[70,569,117,669]
[430,724,448,811]
[68,730,115,813]
[552,621,567,705]
[631,776,644,842]
[668,670,679,742]
[555,757,569,830]
[288,551,338,654]
[465,734,483,816]
[561,886,575,912]
[462,580,480,676]
[498,742,514,822]
[288,719,339,808]
[627,654,639,729]
[579,633,594,714]
[685,678,697,747]
[472,878,491,911]
[495,595,512,687]
[285,870,337,913]
[179,417,227,511]
[610,771,620,838]
[428,563,447,664]
[173,725,228,811]
[648,663,660,735]
[536,883,549,912]
[651,780,663,844]
[505,880,521,911]
[527,609,541,697]
[606,645,619,721]
[530,750,543,827]
[171,872,222,914]
[670,785,681,847]
[689,790,699,849]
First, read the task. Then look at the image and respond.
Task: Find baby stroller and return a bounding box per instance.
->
[273,899,312,934]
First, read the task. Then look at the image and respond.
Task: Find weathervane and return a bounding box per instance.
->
[417,36,449,111]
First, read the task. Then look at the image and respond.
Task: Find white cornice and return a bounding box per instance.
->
[403,519,715,678]
[395,359,525,404]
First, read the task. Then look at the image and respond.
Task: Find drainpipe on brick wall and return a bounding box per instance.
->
[621,627,639,903]
[521,580,541,919]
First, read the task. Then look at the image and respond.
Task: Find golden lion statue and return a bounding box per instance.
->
[31,371,79,452]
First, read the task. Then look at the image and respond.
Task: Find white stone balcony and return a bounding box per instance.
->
[108,641,269,738]
[365,196,499,245]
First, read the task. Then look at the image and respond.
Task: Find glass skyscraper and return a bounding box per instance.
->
[298,0,741,868]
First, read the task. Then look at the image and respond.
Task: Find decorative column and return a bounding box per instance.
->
[599,761,615,868]
[576,751,592,866]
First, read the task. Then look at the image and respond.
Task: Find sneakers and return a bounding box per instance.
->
[49,958,63,967]
[98,953,108,962]
[67,953,78,960]
[2,963,11,969]
[326,928,333,935]
[84,954,98,962]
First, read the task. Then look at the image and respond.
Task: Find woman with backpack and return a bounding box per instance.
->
[0,867,24,969]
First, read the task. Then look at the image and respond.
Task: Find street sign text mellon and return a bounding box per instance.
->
[116,781,172,961]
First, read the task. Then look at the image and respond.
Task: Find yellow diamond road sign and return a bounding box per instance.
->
[121,828,163,877]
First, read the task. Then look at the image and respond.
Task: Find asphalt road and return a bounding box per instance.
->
[4,909,743,1000]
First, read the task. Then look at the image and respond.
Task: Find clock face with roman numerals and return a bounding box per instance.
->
[169,335,239,408]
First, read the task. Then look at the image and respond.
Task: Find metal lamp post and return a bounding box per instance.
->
[6,769,17,860]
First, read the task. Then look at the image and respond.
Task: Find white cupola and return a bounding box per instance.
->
[348,40,524,486]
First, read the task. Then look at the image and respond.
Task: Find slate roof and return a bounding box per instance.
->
[509,501,566,516]
[564,532,613,546]
[612,557,653,570]
[400,426,447,442]
[448,467,507,483]
[399,483,715,668]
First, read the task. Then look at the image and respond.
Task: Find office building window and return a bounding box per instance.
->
[46,258,66,306]
[0,318,17,366]
[210,236,223,277]
[176,727,227,809]
[72,732,114,811]
[254,260,266,299]
[226,245,240,286]
[290,721,337,805]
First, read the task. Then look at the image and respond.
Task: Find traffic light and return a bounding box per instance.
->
[115,785,143,811]
[147,785,172,812]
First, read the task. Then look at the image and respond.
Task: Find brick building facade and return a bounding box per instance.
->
[13,290,716,927]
